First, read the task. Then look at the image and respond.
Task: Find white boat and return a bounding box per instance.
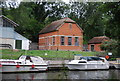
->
[67,56,109,70]
[0,55,48,72]
[113,58,120,69]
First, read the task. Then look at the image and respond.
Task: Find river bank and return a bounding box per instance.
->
[1,49,102,60]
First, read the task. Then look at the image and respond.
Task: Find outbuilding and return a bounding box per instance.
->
[0,15,30,50]
[88,36,109,52]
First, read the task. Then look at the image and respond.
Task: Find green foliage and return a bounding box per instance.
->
[1,2,120,57]
[98,2,120,57]
[99,2,120,40]
[100,39,119,57]
[2,2,69,42]
[68,2,105,44]
[109,58,116,61]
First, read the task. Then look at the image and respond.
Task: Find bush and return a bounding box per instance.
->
[109,58,116,61]
[100,39,119,57]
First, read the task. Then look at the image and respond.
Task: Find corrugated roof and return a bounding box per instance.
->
[14,31,29,40]
[0,27,14,38]
[88,36,109,44]
[0,26,29,40]
[0,15,19,27]
[39,18,76,34]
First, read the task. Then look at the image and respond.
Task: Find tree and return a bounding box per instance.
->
[99,2,120,40]
[68,2,104,44]
[2,2,120,56]
[99,2,120,57]
[100,39,119,57]
[2,2,68,42]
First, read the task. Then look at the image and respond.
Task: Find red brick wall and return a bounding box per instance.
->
[58,23,83,51]
[39,31,58,50]
[39,23,83,51]
[88,43,102,52]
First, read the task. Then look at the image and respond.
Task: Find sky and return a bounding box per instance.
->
[2,0,70,8]
[62,0,70,3]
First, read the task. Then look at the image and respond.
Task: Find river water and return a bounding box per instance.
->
[1,70,120,80]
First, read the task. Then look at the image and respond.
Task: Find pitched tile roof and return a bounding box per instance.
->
[88,36,109,44]
[39,18,76,34]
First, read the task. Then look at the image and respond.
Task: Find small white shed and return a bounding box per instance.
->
[14,32,31,50]
[0,15,31,50]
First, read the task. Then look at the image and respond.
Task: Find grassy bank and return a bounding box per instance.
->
[1,49,103,60]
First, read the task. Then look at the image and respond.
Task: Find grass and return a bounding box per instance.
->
[1,49,103,60]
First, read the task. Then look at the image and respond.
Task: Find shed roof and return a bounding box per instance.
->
[88,36,109,44]
[0,15,19,27]
[0,26,29,41]
[14,31,30,40]
[39,18,76,34]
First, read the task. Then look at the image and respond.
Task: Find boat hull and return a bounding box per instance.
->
[67,64,109,70]
[0,65,48,72]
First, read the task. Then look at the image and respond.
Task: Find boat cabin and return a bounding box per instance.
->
[18,55,46,64]
[79,57,103,61]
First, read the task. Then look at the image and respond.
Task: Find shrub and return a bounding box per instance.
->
[100,39,119,57]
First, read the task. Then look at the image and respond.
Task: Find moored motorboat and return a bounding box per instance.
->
[67,56,109,70]
[0,55,48,72]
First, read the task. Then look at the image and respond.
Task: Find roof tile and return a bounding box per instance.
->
[88,36,109,44]
[39,18,76,34]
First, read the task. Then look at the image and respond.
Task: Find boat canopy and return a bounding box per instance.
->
[80,57,102,61]
[30,56,45,64]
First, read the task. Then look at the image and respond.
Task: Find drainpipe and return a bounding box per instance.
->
[57,30,59,51]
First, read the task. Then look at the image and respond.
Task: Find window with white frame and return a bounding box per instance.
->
[45,38,47,45]
[75,37,79,46]
[61,36,65,45]
[52,36,55,45]
[68,37,72,45]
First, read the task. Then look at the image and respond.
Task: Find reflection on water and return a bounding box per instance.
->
[67,70,120,79]
[2,70,120,80]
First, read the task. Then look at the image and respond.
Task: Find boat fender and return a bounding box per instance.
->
[31,64,35,68]
[46,68,48,71]
[0,64,2,67]
[16,64,20,68]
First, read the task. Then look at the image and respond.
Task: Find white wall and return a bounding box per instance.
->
[0,39,30,50]
[22,40,30,50]
[0,38,14,49]
[13,40,15,49]
[0,17,3,27]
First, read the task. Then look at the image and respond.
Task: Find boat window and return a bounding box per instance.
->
[91,57,102,60]
[78,61,86,63]
[16,62,21,64]
[31,57,45,64]
[26,56,33,62]
[19,56,26,60]
[80,57,102,61]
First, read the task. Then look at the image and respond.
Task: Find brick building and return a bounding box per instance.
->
[88,36,109,52]
[39,18,83,51]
